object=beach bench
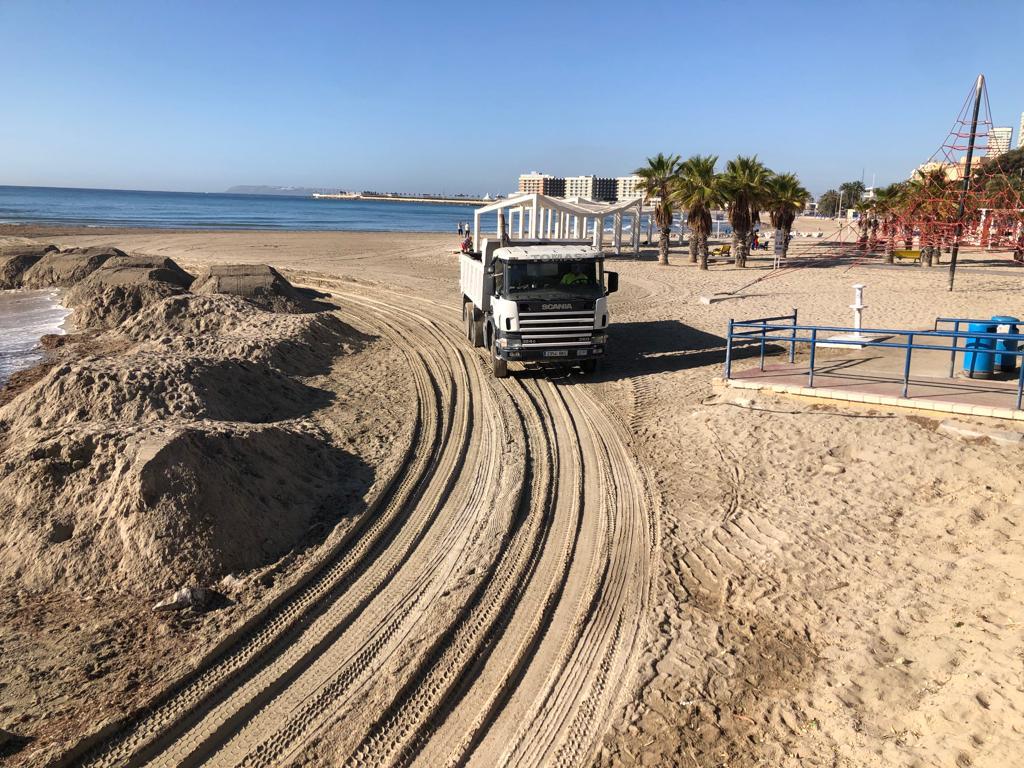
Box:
[710,244,731,258]
[893,249,921,262]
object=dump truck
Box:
[460,239,618,378]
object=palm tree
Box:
[671,155,722,269]
[871,185,897,262]
[906,167,954,266]
[721,156,771,267]
[854,199,874,250]
[765,172,809,259]
[634,153,681,265]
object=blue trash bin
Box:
[991,315,1020,373]
[963,322,997,378]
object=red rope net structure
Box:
[762,75,1024,283]
[848,75,1024,266]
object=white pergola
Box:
[472,192,643,256]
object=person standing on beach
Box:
[457,222,464,236]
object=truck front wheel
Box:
[491,337,509,379]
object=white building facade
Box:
[989,126,1012,157]
[615,175,643,201]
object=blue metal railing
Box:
[725,313,1024,409]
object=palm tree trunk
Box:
[733,229,748,268]
[781,225,792,258]
[698,232,709,270]
[658,229,670,265]
[885,228,895,264]
[688,234,698,264]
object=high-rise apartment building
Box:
[564,175,617,201]
[1018,112,1024,149]
[517,172,565,197]
[989,126,1012,157]
[615,175,643,201]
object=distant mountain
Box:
[226,185,337,196]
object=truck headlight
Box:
[592,333,607,344]
[497,337,522,349]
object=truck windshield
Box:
[505,260,598,293]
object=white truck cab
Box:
[460,239,618,378]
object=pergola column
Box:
[633,209,641,256]
[614,212,622,255]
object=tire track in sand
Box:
[62,276,655,768]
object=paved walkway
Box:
[728,345,1024,420]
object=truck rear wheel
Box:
[491,337,508,379]
[465,305,483,348]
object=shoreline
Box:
[0,288,70,394]
[0,222,463,236]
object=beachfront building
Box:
[518,172,565,197]
[1018,113,1024,149]
[615,175,643,201]
[989,126,1012,157]
[471,192,643,256]
[564,175,617,202]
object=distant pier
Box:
[312,192,491,206]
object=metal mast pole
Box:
[948,73,985,292]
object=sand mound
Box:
[0,283,370,596]
[63,255,194,329]
[2,353,330,432]
[0,422,370,592]
[123,293,366,375]
[0,244,57,289]
[191,263,305,312]
[21,246,127,288]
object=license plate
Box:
[544,350,568,358]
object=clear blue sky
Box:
[2,0,1023,196]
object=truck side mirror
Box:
[605,271,619,294]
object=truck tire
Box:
[470,309,484,348]
[491,336,509,379]
[464,304,483,348]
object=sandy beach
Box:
[1,225,1022,767]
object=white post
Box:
[517,206,524,239]
[530,197,539,238]
[473,210,480,252]
[614,212,622,255]
[851,283,866,338]
[633,207,641,256]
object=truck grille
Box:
[518,306,595,346]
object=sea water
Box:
[0,185,498,232]
[0,290,70,386]
[0,185,657,234]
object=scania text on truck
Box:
[460,240,618,378]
